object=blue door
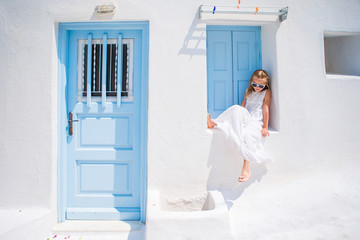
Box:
[60,23,148,221]
[207,26,261,118]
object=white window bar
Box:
[102,34,108,107]
[93,41,97,95]
[87,34,93,107]
[117,34,123,108]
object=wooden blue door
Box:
[64,26,145,220]
[207,26,261,118]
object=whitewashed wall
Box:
[0,0,360,239]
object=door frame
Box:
[57,21,149,222]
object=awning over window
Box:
[199,5,288,23]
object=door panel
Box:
[79,114,132,147]
[66,29,142,220]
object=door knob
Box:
[68,112,79,136]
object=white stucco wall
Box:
[1,0,360,239]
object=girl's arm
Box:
[240,95,247,107]
[261,90,271,137]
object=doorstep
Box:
[52,220,144,232]
[50,221,145,240]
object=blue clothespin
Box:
[213,6,216,14]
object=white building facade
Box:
[0,0,360,239]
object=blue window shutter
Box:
[207,26,261,118]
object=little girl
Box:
[207,69,272,182]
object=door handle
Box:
[68,112,79,136]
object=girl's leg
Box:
[207,113,217,128]
[238,160,251,182]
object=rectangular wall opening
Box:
[324,32,360,76]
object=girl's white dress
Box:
[213,90,272,163]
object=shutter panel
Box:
[207,31,233,118]
[232,29,261,105]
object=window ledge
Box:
[268,129,279,135]
[326,74,360,80]
[207,128,279,135]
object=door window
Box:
[77,38,134,101]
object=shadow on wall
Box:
[207,130,267,209]
[178,8,206,58]
[261,24,281,131]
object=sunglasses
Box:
[251,82,266,89]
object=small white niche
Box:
[324,32,360,77]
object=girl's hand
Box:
[261,127,269,137]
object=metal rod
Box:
[200,9,284,15]
[199,5,288,22]
[117,34,123,108]
[87,34,92,107]
[102,34,107,108]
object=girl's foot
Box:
[238,160,250,182]
[238,170,251,182]
[207,114,217,128]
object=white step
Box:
[50,220,145,240]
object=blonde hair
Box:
[245,69,271,98]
